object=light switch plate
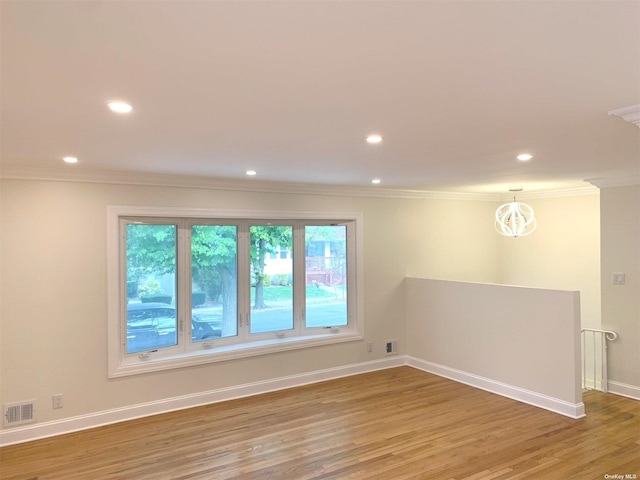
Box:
[612,272,625,285]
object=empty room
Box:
[1,1,638,479]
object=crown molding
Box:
[0,165,500,201]
[508,185,599,200]
[0,164,600,201]
[586,174,640,189]
[608,104,640,128]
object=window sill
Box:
[109,332,363,378]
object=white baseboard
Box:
[608,380,640,401]
[1,354,593,446]
[407,356,586,419]
[0,357,405,447]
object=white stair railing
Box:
[581,328,618,392]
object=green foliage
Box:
[249,285,339,303]
[140,294,172,304]
[250,225,292,308]
[191,225,237,270]
[191,225,237,302]
[250,225,292,278]
[137,277,163,296]
[125,222,298,334]
[127,281,138,298]
[126,224,177,283]
[192,291,207,307]
[305,225,346,243]
[127,222,295,312]
[270,274,291,286]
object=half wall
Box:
[405,278,583,418]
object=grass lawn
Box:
[251,285,345,303]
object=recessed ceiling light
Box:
[366,134,383,144]
[108,101,133,113]
[371,178,381,184]
[63,156,78,164]
[246,170,257,176]
[516,153,533,161]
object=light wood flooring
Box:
[1,367,639,480]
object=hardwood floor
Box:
[1,367,638,480]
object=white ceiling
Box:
[1,1,639,196]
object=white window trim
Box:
[107,205,364,378]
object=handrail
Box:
[581,328,618,341]
[580,328,618,393]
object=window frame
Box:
[107,206,364,378]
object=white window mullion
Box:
[346,221,356,330]
[293,223,305,335]
[119,218,129,356]
[237,222,251,341]
[177,220,192,351]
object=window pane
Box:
[250,225,293,334]
[305,225,348,327]
[191,225,238,340]
[126,223,177,354]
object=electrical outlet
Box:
[52,394,63,409]
[367,342,373,352]
[385,339,398,355]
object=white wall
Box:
[405,278,583,416]
[495,194,601,329]
[600,185,640,397]
[403,199,501,283]
[402,193,601,330]
[0,179,500,430]
[0,176,606,443]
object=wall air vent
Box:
[3,401,36,427]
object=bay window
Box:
[108,207,363,377]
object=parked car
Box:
[126,302,220,354]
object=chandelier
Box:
[495,191,537,237]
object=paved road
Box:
[196,301,348,333]
[127,302,347,353]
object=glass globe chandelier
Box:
[495,191,537,237]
